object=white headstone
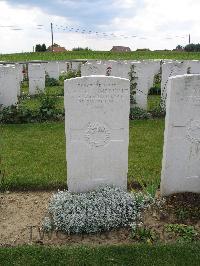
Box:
[132,60,160,110]
[161,61,187,109]
[64,75,130,193]
[71,61,81,71]
[58,61,67,73]
[45,61,59,79]
[82,60,132,79]
[161,74,200,196]
[108,60,131,79]
[28,64,45,95]
[186,60,200,74]
[0,65,18,107]
[81,61,107,76]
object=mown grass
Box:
[148,95,161,111]
[1,119,164,190]
[0,243,199,266]
[1,50,200,62]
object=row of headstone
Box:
[0,60,83,106]
[2,59,200,109]
[82,59,200,111]
[81,60,161,110]
[64,73,200,196]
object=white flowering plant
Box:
[43,186,152,235]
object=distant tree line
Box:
[35,44,47,52]
[72,47,92,51]
[176,43,200,52]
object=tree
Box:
[175,45,183,50]
[72,47,92,51]
[41,44,47,52]
[184,43,200,52]
[35,43,47,52]
[35,44,42,52]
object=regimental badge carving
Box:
[84,122,111,147]
[186,120,200,143]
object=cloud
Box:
[1,0,200,53]
[0,1,75,53]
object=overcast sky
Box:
[0,0,199,53]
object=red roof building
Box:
[47,45,67,52]
[110,46,131,52]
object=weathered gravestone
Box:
[45,61,59,79]
[108,60,131,79]
[64,75,130,193]
[71,61,81,71]
[161,74,200,196]
[81,61,107,76]
[161,61,187,109]
[132,60,160,110]
[28,64,45,95]
[58,61,67,74]
[0,65,18,106]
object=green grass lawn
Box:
[0,243,199,266]
[148,95,161,111]
[1,50,200,61]
[1,119,164,190]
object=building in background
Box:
[110,46,131,52]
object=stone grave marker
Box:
[161,61,187,109]
[108,60,131,79]
[28,63,45,95]
[58,61,67,74]
[81,61,107,76]
[45,61,59,79]
[161,74,200,196]
[71,61,81,71]
[0,65,18,106]
[64,75,130,193]
[132,60,160,110]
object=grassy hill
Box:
[1,50,200,61]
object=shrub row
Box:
[0,104,165,124]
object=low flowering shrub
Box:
[0,102,64,124]
[43,186,152,234]
[45,75,60,86]
[129,107,151,120]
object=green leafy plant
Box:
[45,75,60,86]
[129,64,138,106]
[131,223,158,243]
[43,186,151,235]
[165,224,198,242]
[150,105,165,118]
[129,107,151,120]
[0,92,64,124]
[59,70,81,86]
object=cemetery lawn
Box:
[0,243,200,266]
[1,119,164,190]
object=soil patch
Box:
[0,191,199,246]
